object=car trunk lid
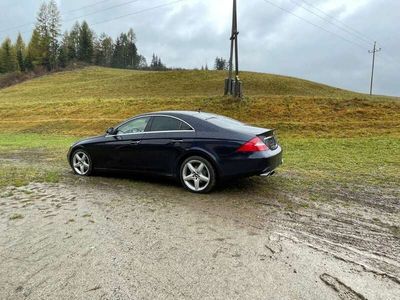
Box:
[257,130,279,151]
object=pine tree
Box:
[111,36,123,68]
[137,55,147,69]
[0,47,4,73]
[1,38,18,73]
[58,31,69,68]
[150,54,166,71]
[127,28,138,68]
[119,33,129,67]
[35,2,51,69]
[214,57,227,70]
[94,33,113,66]
[78,21,94,63]
[93,36,102,66]
[102,35,113,67]
[25,29,42,70]
[15,33,26,71]
[67,22,80,61]
[150,54,158,69]
[110,29,139,69]
[47,0,61,69]
[34,0,61,70]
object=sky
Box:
[0,0,399,96]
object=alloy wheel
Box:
[72,151,90,175]
[182,160,211,192]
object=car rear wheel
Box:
[71,150,93,176]
[180,156,216,193]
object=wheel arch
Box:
[176,149,221,179]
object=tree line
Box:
[0,0,167,75]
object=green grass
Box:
[0,134,73,187]
[0,133,76,151]
[0,67,399,204]
[0,159,62,188]
[281,137,400,185]
[0,67,361,103]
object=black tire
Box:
[180,156,216,193]
[70,149,93,176]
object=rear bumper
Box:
[257,147,283,175]
[219,146,283,178]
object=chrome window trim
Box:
[106,114,195,137]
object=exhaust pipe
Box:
[260,170,275,177]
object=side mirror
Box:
[106,127,115,135]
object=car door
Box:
[104,116,150,171]
[137,116,196,175]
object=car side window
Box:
[180,122,193,131]
[116,117,150,135]
[148,116,193,132]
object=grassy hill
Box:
[0,66,399,137]
[0,67,399,196]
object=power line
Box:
[0,0,142,37]
[0,0,114,34]
[64,0,114,14]
[293,1,400,71]
[294,0,374,44]
[63,0,142,23]
[261,0,367,50]
[1,0,183,40]
[91,0,186,26]
[289,0,372,46]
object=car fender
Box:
[176,147,222,178]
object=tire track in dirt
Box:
[320,273,366,300]
[1,179,399,299]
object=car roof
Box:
[145,111,270,137]
[128,111,269,138]
[140,111,228,121]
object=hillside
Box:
[0,67,356,102]
[0,66,399,137]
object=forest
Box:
[0,0,167,77]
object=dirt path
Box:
[0,176,399,299]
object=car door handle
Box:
[171,139,184,143]
[130,141,141,145]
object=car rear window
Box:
[148,116,193,132]
[205,116,244,128]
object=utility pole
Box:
[224,0,242,98]
[368,41,381,95]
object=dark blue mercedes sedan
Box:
[68,111,283,193]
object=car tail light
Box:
[237,137,268,153]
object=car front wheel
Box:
[180,156,216,193]
[71,149,93,176]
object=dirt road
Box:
[0,175,399,299]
